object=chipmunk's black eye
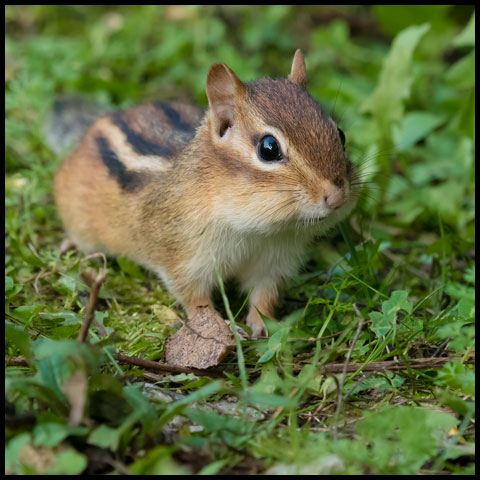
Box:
[257,135,283,162]
[337,128,346,149]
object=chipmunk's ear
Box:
[288,49,307,87]
[206,63,247,138]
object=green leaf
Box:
[252,362,285,394]
[383,291,413,314]
[52,275,78,296]
[436,389,472,416]
[393,111,445,152]
[5,322,32,361]
[369,311,390,338]
[448,87,475,138]
[88,424,123,450]
[361,23,431,139]
[435,361,475,397]
[158,381,223,426]
[445,282,474,301]
[47,449,87,475]
[30,339,100,404]
[198,459,229,475]
[258,327,289,363]
[185,408,247,433]
[184,407,256,449]
[369,290,413,338]
[10,304,45,324]
[457,297,475,320]
[355,405,457,474]
[6,377,69,414]
[5,276,14,293]
[8,237,46,267]
[5,433,32,471]
[436,322,474,354]
[5,279,22,313]
[464,266,475,285]
[346,373,404,395]
[241,391,296,409]
[258,349,275,363]
[122,384,157,428]
[129,446,190,475]
[39,311,81,325]
[33,338,96,364]
[452,12,475,47]
[33,423,89,447]
[117,256,145,279]
[446,51,475,89]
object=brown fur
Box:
[54,50,358,337]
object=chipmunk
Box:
[53,50,358,338]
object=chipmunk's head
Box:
[205,49,358,233]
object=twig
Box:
[314,355,475,374]
[33,268,45,295]
[76,253,108,343]
[113,353,225,378]
[5,354,225,378]
[7,352,475,375]
[76,269,107,343]
[80,252,108,271]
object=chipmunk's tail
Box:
[44,97,111,154]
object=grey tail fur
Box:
[44,97,112,154]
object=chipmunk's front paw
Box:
[232,324,249,340]
[246,311,269,338]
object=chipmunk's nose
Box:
[324,187,346,210]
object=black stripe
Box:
[112,112,172,157]
[154,101,194,132]
[95,135,147,192]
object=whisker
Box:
[256,197,297,219]
[235,188,303,197]
[261,201,298,223]
[350,181,382,187]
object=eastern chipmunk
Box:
[53,50,358,337]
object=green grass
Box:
[5,5,475,475]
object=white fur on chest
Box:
[185,222,315,293]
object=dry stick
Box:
[6,354,474,377]
[315,355,475,374]
[33,268,45,295]
[108,353,226,378]
[76,253,108,343]
[76,270,106,343]
[333,305,365,440]
[5,354,225,378]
